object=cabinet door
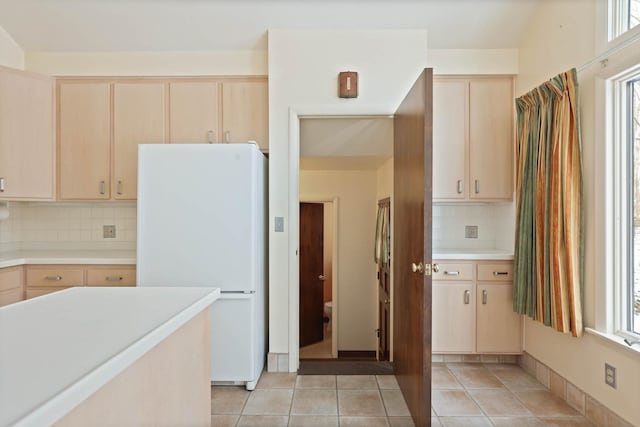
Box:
[169,82,219,144]
[221,80,268,151]
[469,78,513,200]
[432,282,474,353]
[114,83,166,200]
[59,82,111,200]
[476,282,522,353]
[0,266,23,306]
[432,79,467,200]
[0,68,54,200]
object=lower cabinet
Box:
[432,260,522,354]
[0,266,24,307]
[25,264,136,299]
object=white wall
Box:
[0,25,24,69]
[268,29,428,368]
[300,169,378,351]
[517,1,640,425]
[428,49,518,75]
[25,50,266,76]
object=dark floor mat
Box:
[298,360,395,375]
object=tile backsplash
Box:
[432,202,515,251]
[0,202,137,252]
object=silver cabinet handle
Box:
[482,289,488,305]
[116,180,123,195]
[493,271,509,276]
[464,290,470,304]
[45,275,62,281]
[475,179,480,194]
[444,271,460,276]
[0,177,4,192]
[225,130,231,143]
[457,179,463,194]
[99,180,105,195]
[105,276,123,281]
[207,130,215,144]
[318,275,325,281]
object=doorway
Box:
[299,201,336,359]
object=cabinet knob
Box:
[482,289,488,305]
[99,180,105,195]
[45,275,63,281]
[105,276,123,282]
[475,179,480,194]
[0,177,4,192]
[117,180,123,195]
[457,180,463,194]
[464,290,470,304]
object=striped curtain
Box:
[513,69,584,337]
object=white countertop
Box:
[432,248,514,260]
[0,250,136,268]
[0,286,220,427]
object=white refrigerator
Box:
[136,143,267,390]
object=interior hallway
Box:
[211,362,598,426]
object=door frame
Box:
[299,197,339,359]
[288,108,393,371]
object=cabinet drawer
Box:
[477,263,513,281]
[0,288,23,307]
[87,267,136,286]
[0,266,23,292]
[26,287,70,299]
[433,262,473,281]
[26,268,84,287]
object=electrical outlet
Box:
[103,225,116,239]
[465,225,478,239]
[605,363,617,389]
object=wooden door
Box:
[58,82,111,200]
[169,82,219,143]
[469,78,513,200]
[113,83,166,200]
[0,68,54,200]
[299,202,325,348]
[432,282,474,353]
[393,68,432,427]
[432,78,468,200]
[221,80,269,151]
[378,199,391,361]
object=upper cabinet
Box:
[433,76,514,202]
[0,67,55,200]
[58,82,111,200]
[169,79,268,151]
[221,80,268,150]
[169,81,219,144]
[113,83,166,200]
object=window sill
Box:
[585,327,640,356]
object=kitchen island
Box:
[0,286,219,427]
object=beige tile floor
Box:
[211,363,597,427]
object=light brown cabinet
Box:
[25,264,136,298]
[113,83,167,200]
[433,77,514,201]
[169,79,268,151]
[58,82,111,200]
[58,81,167,201]
[0,266,24,307]
[432,260,522,354]
[0,66,55,200]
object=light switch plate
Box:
[275,217,284,233]
[465,225,478,239]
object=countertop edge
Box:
[13,287,220,427]
[0,256,136,269]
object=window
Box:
[614,68,640,339]
[611,0,640,39]
[630,77,640,335]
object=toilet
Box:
[323,301,332,335]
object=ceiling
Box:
[0,0,541,52]
[300,116,392,171]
